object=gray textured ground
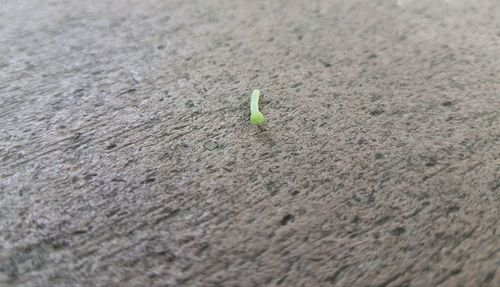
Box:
[1,0,499,286]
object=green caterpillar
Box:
[249,89,265,125]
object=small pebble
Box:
[203,140,218,151]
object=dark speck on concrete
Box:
[441,100,453,107]
[390,227,406,236]
[370,109,385,116]
[185,100,194,107]
[280,214,295,226]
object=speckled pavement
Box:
[1,0,499,286]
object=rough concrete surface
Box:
[0,0,499,286]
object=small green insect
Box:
[249,89,265,125]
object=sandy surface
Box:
[1,0,499,286]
